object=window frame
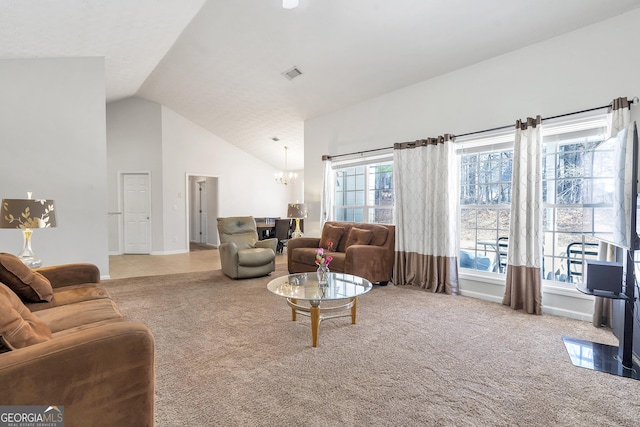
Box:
[331,153,394,225]
[456,113,610,286]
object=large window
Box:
[459,115,611,284]
[334,157,394,224]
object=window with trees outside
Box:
[458,115,611,285]
[333,156,394,224]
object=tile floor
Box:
[108,248,287,279]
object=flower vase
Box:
[316,265,329,285]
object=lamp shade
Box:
[287,203,308,219]
[1,199,57,229]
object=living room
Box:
[2,2,640,425]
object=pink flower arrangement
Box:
[315,247,333,268]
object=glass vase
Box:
[316,265,329,285]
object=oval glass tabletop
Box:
[267,272,372,301]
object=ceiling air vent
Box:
[282,66,302,80]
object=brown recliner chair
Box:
[217,216,277,279]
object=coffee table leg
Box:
[290,298,297,321]
[351,297,357,324]
[310,304,320,347]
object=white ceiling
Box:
[2,0,640,170]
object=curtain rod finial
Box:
[632,96,639,105]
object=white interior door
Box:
[123,173,151,254]
[198,180,207,244]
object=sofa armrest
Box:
[287,237,320,251]
[345,245,394,284]
[0,321,154,427]
[219,242,239,278]
[255,238,277,253]
[287,237,321,272]
[35,263,101,288]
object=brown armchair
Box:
[287,221,395,285]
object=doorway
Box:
[187,175,219,250]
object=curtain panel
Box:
[594,97,632,327]
[320,156,335,228]
[393,135,459,294]
[502,116,543,314]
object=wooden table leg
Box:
[290,298,297,321]
[351,297,357,324]
[310,305,320,347]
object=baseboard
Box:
[150,249,189,255]
[542,306,593,322]
[458,289,503,304]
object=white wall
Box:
[106,97,164,254]
[160,105,290,253]
[304,9,640,319]
[0,58,109,274]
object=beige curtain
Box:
[393,135,459,294]
[502,116,543,314]
[593,97,631,327]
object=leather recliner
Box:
[217,216,277,279]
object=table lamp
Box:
[287,203,308,238]
[1,193,57,268]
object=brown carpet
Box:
[103,266,640,426]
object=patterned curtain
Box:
[594,97,631,327]
[393,135,459,294]
[502,116,543,314]
[320,156,335,228]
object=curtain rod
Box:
[323,96,638,161]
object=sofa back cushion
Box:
[325,222,389,252]
[343,227,373,250]
[0,253,53,302]
[319,224,345,250]
[0,283,52,352]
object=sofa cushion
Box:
[344,227,373,250]
[238,248,274,267]
[34,299,124,334]
[367,224,389,247]
[0,283,52,352]
[291,248,346,272]
[26,283,111,312]
[319,224,345,251]
[0,253,53,302]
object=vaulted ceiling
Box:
[2,0,640,170]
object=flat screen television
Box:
[583,121,639,250]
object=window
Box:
[334,156,394,224]
[459,115,610,284]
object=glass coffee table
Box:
[267,272,372,347]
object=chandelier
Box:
[275,146,297,185]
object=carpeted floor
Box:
[103,266,640,426]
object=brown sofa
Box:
[0,254,155,427]
[287,221,395,284]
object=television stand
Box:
[562,284,640,381]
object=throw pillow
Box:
[0,253,54,302]
[319,224,345,251]
[0,283,52,353]
[344,227,373,250]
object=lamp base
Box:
[291,218,303,238]
[17,228,42,269]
